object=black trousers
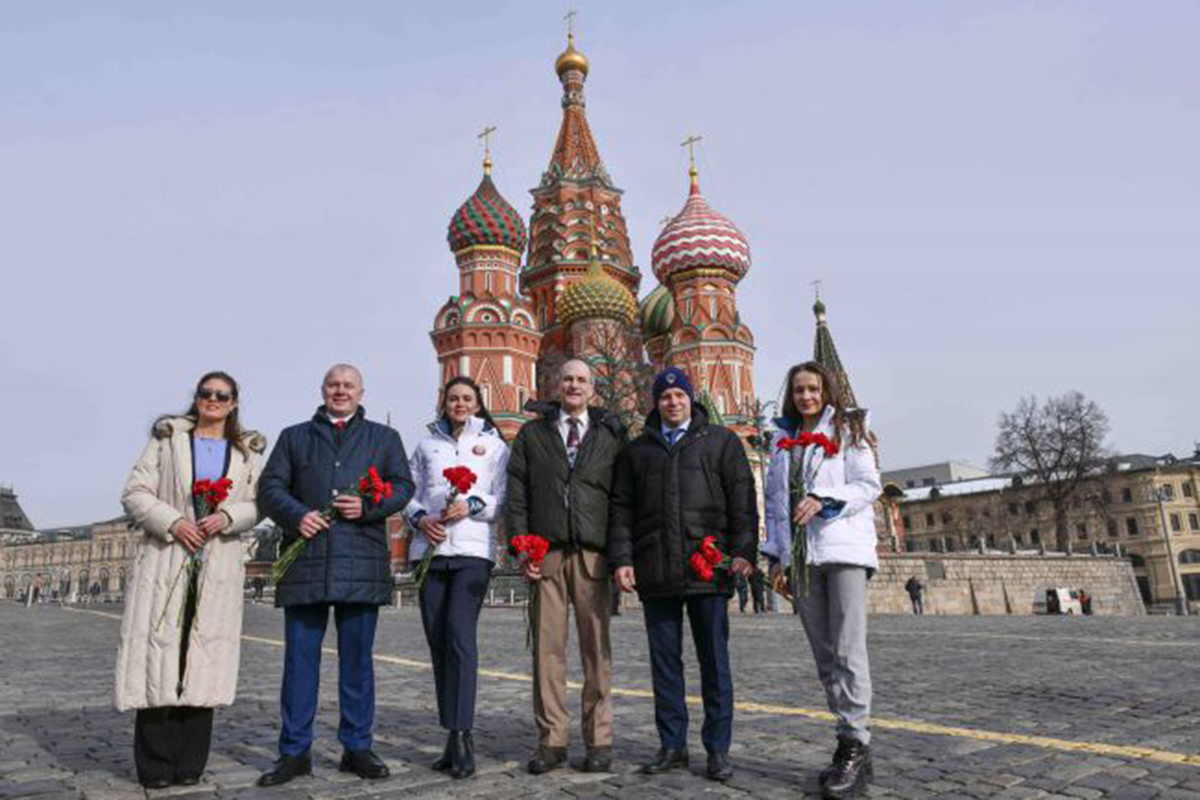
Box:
[133,565,212,784]
[418,556,491,731]
[134,706,214,783]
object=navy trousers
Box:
[419,556,491,731]
[642,594,734,754]
[279,603,379,757]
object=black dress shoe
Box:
[640,747,688,775]
[257,752,312,787]
[432,731,454,772]
[339,749,390,780]
[450,730,475,779]
[580,746,612,773]
[526,746,567,775]
[822,737,872,799]
[139,778,171,790]
[706,751,734,782]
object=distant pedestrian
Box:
[750,570,766,614]
[610,367,758,783]
[763,361,881,798]
[905,576,924,615]
[405,376,509,779]
[1079,589,1093,615]
[115,371,266,789]
[257,364,415,787]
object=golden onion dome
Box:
[558,256,637,328]
[555,33,589,78]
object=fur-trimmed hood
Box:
[152,415,266,454]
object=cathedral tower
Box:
[523,31,641,395]
[431,146,541,440]
[812,294,860,410]
[651,159,756,430]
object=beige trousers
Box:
[532,548,613,749]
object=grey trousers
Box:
[797,564,872,745]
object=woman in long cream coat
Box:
[114,370,265,788]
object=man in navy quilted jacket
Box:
[257,364,414,786]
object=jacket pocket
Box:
[632,534,664,589]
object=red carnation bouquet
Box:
[688,535,734,582]
[411,466,479,589]
[155,477,234,631]
[776,430,839,598]
[775,431,839,457]
[512,534,551,649]
[271,466,393,584]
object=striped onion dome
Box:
[638,283,675,339]
[651,170,750,284]
[447,174,527,254]
[557,253,638,328]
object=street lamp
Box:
[1153,480,1190,615]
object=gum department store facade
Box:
[1,34,1172,614]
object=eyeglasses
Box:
[196,388,233,403]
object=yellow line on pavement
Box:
[67,606,1200,767]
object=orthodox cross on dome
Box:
[810,278,823,302]
[681,134,703,186]
[564,8,578,37]
[478,125,497,176]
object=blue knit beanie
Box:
[652,367,695,405]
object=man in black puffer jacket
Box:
[609,367,757,783]
[506,359,626,775]
[257,365,414,787]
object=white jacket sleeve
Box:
[761,450,791,565]
[403,444,430,524]
[469,440,509,523]
[811,440,881,516]
[121,438,183,542]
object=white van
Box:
[1034,587,1084,615]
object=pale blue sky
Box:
[2,2,1197,526]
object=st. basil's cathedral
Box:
[431,31,768,446]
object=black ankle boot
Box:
[432,731,454,772]
[821,736,872,798]
[450,730,475,779]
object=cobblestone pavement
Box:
[4,601,1200,799]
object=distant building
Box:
[883,461,991,491]
[0,486,36,544]
[896,450,1200,612]
[0,516,137,602]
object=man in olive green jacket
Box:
[506,359,625,775]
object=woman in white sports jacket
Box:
[405,376,509,780]
[762,361,881,799]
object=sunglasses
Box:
[196,388,233,403]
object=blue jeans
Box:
[642,594,733,753]
[279,603,379,756]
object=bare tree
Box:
[581,321,655,435]
[990,392,1111,552]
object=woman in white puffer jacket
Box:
[404,376,508,780]
[762,361,881,799]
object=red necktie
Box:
[334,420,346,431]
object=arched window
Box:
[1129,554,1147,568]
[1179,550,1200,565]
